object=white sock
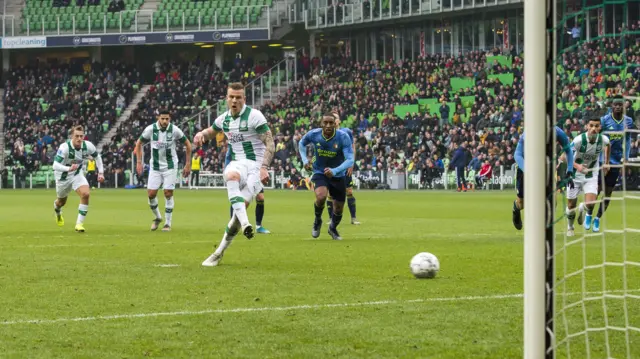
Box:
[165,197,174,226]
[215,214,240,255]
[54,200,62,213]
[148,197,161,219]
[77,204,88,225]
[227,180,249,227]
[566,207,576,227]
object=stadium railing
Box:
[304,0,522,29]
[5,5,281,36]
[217,47,303,112]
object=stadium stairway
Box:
[136,0,160,31]
[5,0,25,35]
[97,84,151,152]
[0,89,5,171]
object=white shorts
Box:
[566,176,598,199]
[224,159,263,203]
[147,169,177,190]
[56,175,89,199]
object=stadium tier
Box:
[19,0,273,34]
[21,0,145,32]
[3,62,140,186]
[153,0,271,28]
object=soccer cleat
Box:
[576,204,584,226]
[161,224,171,232]
[74,224,85,232]
[584,214,592,230]
[567,226,575,237]
[256,226,271,234]
[55,213,64,227]
[592,218,600,233]
[328,226,342,241]
[512,208,523,231]
[202,252,223,267]
[150,218,162,231]
[242,224,254,239]
[351,218,361,225]
[312,218,322,238]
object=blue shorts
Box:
[312,174,347,202]
[345,175,354,189]
[516,168,524,199]
[598,167,620,192]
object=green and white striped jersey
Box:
[53,140,102,181]
[572,132,610,180]
[139,122,187,171]
[212,105,269,164]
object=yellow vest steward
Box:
[87,159,96,171]
[192,157,201,171]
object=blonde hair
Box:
[69,125,84,137]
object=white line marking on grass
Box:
[302,232,496,241]
[3,289,638,326]
[4,240,213,249]
[154,264,181,268]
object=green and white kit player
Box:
[135,110,192,232]
[566,117,610,237]
[53,125,105,232]
[194,82,275,267]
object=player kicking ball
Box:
[326,113,360,225]
[512,126,575,230]
[567,118,610,237]
[53,125,105,232]
[298,113,355,240]
[134,110,192,232]
[196,83,275,267]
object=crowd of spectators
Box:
[3,23,639,190]
[2,60,139,185]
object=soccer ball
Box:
[410,252,440,279]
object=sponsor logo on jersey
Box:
[228,132,245,144]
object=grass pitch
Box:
[0,189,638,358]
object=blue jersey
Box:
[601,113,634,164]
[514,126,574,174]
[298,128,354,178]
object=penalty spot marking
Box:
[2,289,637,326]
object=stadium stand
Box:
[2,60,141,187]
[22,0,144,33]
[3,31,638,189]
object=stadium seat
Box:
[21,0,144,33]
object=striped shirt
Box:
[212,105,269,164]
[54,140,101,181]
[572,132,609,180]
[139,122,187,171]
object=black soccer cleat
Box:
[512,208,523,231]
[328,225,342,241]
[312,218,322,238]
[243,224,254,240]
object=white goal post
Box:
[188,170,276,190]
[523,0,549,358]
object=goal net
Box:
[529,0,640,358]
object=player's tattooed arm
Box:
[258,129,275,168]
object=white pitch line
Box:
[4,240,214,249]
[3,289,639,326]
[0,293,522,326]
[154,264,181,268]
